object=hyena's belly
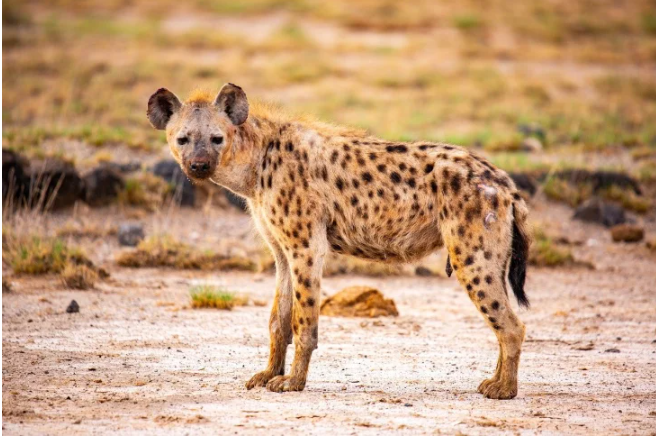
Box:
[327,218,444,263]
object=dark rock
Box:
[509,172,538,196]
[82,166,124,207]
[66,300,80,313]
[2,149,30,207]
[554,169,642,195]
[103,161,142,174]
[118,222,145,247]
[28,158,85,210]
[223,189,248,212]
[605,348,620,353]
[573,198,626,227]
[151,160,195,207]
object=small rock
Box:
[605,348,620,353]
[573,198,626,227]
[118,222,145,247]
[414,266,434,277]
[520,137,543,153]
[320,286,399,318]
[66,300,80,313]
[82,166,124,207]
[610,224,644,243]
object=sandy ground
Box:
[3,199,656,435]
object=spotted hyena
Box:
[147,84,531,399]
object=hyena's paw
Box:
[245,370,276,390]
[265,375,306,393]
[478,378,517,400]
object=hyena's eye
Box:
[177,136,189,145]
[211,135,224,145]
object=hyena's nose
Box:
[190,161,210,172]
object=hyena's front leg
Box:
[246,248,293,389]
[266,224,327,393]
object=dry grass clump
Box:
[189,285,248,310]
[543,175,651,213]
[117,172,170,211]
[528,226,575,267]
[60,263,98,289]
[542,176,593,207]
[599,186,652,214]
[3,227,107,289]
[3,230,92,275]
[116,235,257,271]
[56,221,117,239]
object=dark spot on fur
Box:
[473,276,480,285]
[431,181,438,193]
[477,291,485,300]
[386,145,408,153]
[335,177,345,191]
[491,300,500,310]
[424,164,434,173]
[390,172,401,184]
[307,298,315,307]
[481,306,488,314]
[351,195,359,206]
[489,317,497,323]
[485,275,493,284]
[406,178,416,188]
[464,255,475,266]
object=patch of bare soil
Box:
[3,198,656,435]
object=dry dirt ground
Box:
[3,199,656,435]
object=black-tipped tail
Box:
[509,203,530,308]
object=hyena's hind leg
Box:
[444,204,529,399]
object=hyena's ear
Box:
[147,88,182,130]
[214,83,249,126]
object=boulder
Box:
[82,166,124,207]
[29,158,84,210]
[509,172,538,197]
[117,222,145,247]
[320,286,399,318]
[2,149,30,207]
[151,160,195,207]
[554,170,642,195]
[573,198,626,227]
[610,224,644,243]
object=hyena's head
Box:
[147,83,249,181]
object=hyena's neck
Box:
[212,116,305,200]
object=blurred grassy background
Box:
[3,0,656,170]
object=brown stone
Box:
[610,224,644,243]
[320,286,399,318]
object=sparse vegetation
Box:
[3,230,92,275]
[60,263,98,289]
[116,235,257,271]
[189,285,248,310]
[529,226,575,267]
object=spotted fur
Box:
[147,84,531,399]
